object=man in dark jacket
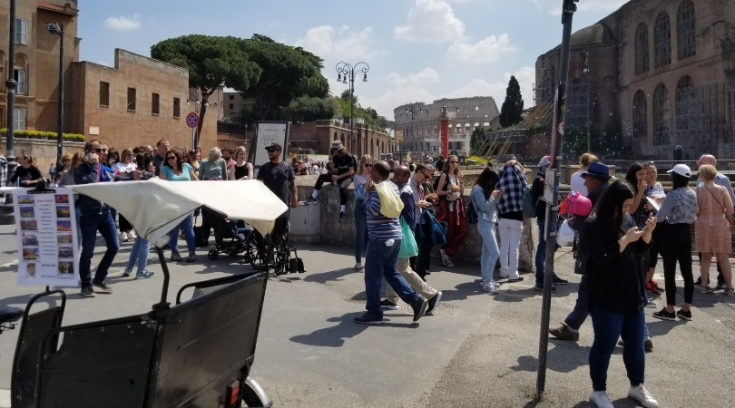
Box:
[74,139,118,297]
[306,140,356,221]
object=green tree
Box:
[240,34,329,120]
[150,35,261,146]
[281,96,337,122]
[499,76,524,128]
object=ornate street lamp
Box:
[336,61,369,153]
[5,0,18,181]
[47,22,64,170]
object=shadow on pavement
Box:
[289,313,419,347]
[303,267,354,284]
[505,342,590,376]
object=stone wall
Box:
[293,175,535,273]
[0,137,85,178]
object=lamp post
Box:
[5,0,18,182]
[47,22,64,169]
[336,61,369,154]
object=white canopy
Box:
[69,179,288,246]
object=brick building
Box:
[536,0,735,160]
[395,96,499,158]
[0,0,79,134]
[288,119,396,158]
[1,0,219,164]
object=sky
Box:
[77,0,629,121]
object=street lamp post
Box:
[336,61,369,154]
[47,22,64,169]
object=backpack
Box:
[522,185,536,218]
[466,201,478,224]
[418,209,447,246]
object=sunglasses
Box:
[94,148,107,153]
[167,156,177,160]
[62,159,71,162]
[364,163,373,167]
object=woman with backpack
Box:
[435,155,468,267]
[471,168,502,294]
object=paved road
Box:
[0,223,734,407]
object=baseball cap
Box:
[667,163,691,178]
[265,142,282,151]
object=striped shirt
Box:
[656,187,697,224]
[366,180,402,241]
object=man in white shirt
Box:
[569,152,599,197]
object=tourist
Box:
[695,164,733,295]
[353,155,373,271]
[354,160,428,325]
[256,143,297,243]
[159,148,199,263]
[10,153,43,187]
[307,140,356,221]
[113,148,138,242]
[435,154,467,267]
[227,146,253,180]
[121,151,155,279]
[495,159,528,282]
[583,180,659,408]
[652,164,697,321]
[471,168,502,294]
[411,164,438,280]
[570,153,599,197]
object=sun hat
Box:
[538,155,551,169]
[580,161,611,181]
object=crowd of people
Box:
[4,137,735,408]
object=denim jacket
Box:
[471,185,497,224]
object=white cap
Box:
[667,163,691,178]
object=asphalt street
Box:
[0,223,734,407]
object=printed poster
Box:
[13,188,79,287]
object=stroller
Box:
[206,208,257,262]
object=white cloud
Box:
[394,0,465,43]
[445,65,536,111]
[105,15,141,31]
[387,68,440,87]
[447,33,517,64]
[528,0,628,16]
[298,25,378,60]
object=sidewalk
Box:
[0,224,734,407]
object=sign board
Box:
[252,122,290,174]
[13,188,79,287]
[186,112,199,128]
[543,169,556,205]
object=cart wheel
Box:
[208,249,218,260]
[241,377,272,407]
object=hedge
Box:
[0,129,85,142]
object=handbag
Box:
[466,201,478,224]
[398,217,418,258]
[556,219,575,247]
[375,181,404,218]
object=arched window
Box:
[654,13,671,68]
[635,23,649,74]
[677,0,696,60]
[675,76,693,132]
[653,84,669,145]
[633,91,648,138]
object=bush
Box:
[0,129,85,141]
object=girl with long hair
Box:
[582,180,659,408]
[435,154,467,267]
[159,148,199,262]
[471,168,502,293]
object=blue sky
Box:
[78,0,628,120]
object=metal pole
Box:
[56,24,64,168]
[536,0,578,400]
[349,69,355,147]
[5,0,17,180]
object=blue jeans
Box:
[564,273,589,330]
[364,238,420,318]
[354,200,368,264]
[478,220,499,283]
[79,211,119,286]
[126,235,150,274]
[168,213,196,253]
[589,306,646,391]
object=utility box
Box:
[289,203,321,244]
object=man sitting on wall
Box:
[307,140,356,221]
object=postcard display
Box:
[13,188,79,286]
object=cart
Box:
[4,179,288,407]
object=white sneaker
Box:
[128,230,137,239]
[628,384,659,408]
[119,232,129,242]
[589,391,614,408]
[482,282,499,294]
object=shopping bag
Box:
[556,219,575,247]
[398,217,418,258]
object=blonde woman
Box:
[435,155,468,267]
[228,146,253,180]
[695,164,734,295]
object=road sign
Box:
[186,112,199,128]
